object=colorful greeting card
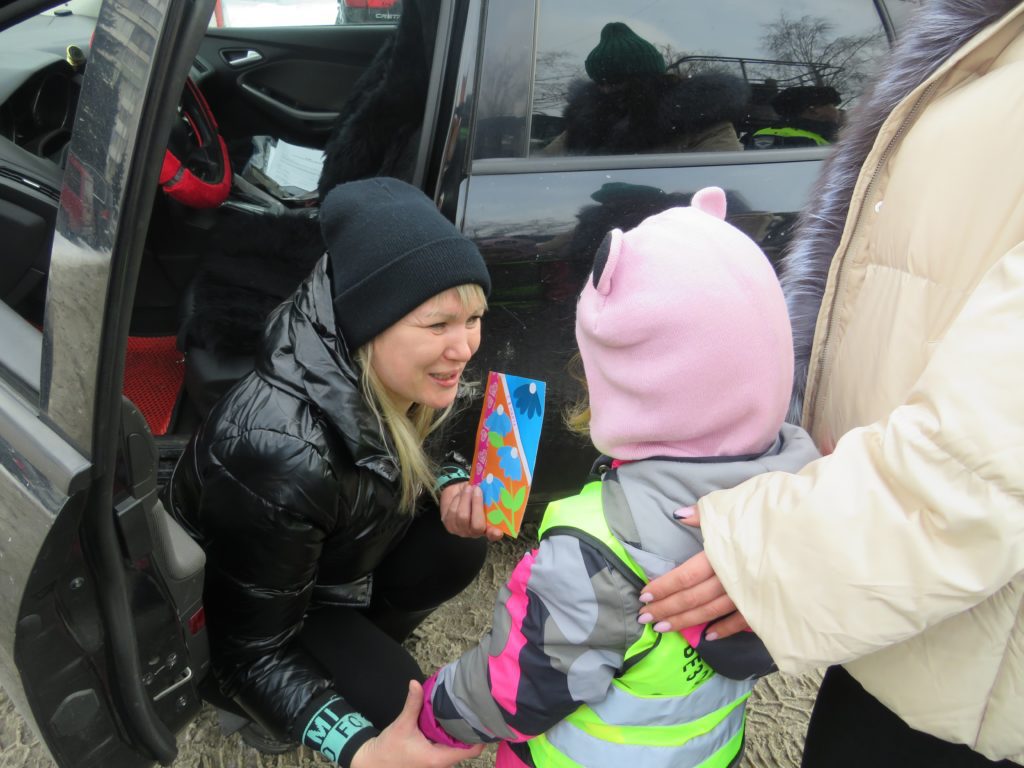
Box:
[470,372,546,538]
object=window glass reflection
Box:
[531,0,889,156]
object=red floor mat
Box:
[123,336,185,436]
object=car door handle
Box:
[239,82,339,125]
[222,49,263,67]
[152,666,194,702]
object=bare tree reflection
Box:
[533,51,580,115]
[761,12,884,98]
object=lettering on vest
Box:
[682,643,712,686]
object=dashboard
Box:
[0,10,95,313]
[0,10,95,163]
[0,59,82,162]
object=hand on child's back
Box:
[639,506,751,640]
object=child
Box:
[417,187,820,767]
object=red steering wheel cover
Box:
[160,79,231,208]
[159,135,231,208]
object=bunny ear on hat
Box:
[591,229,624,296]
[691,187,727,220]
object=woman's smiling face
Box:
[370,287,485,412]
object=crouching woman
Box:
[166,178,496,768]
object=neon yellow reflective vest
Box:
[751,126,830,146]
[524,481,751,768]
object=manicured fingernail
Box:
[637,613,653,624]
[653,621,671,633]
[705,632,719,641]
[638,592,653,603]
[673,506,694,519]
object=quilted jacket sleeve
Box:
[199,429,364,741]
[419,535,644,744]
[699,242,1024,672]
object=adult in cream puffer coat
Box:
[652,0,1024,765]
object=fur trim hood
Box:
[562,72,749,155]
[317,0,429,196]
[780,0,1021,421]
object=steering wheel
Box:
[158,78,231,208]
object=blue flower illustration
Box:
[485,405,512,435]
[481,473,504,506]
[513,383,542,419]
[497,445,523,481]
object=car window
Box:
[0,5,96,400]
[471,1,537,160]
[886,0,924,35]
[475,0,890,160]
[212,0,402,28]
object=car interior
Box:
[0,1,442,476]
[0,6,446,742]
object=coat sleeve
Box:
[199,429,369,743]
[418,535,644,745]
[699,241,1024,672]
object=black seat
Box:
[177,208,322,416]
[179,306,265,416]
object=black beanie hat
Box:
[320,177,491,350]
[585,22,666,83]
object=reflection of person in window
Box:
[749,86,842,149]
[540,22,749,156]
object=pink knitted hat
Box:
[575,187,793,460]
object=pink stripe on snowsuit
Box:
[487,549,538,722]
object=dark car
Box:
[0,0,905,765]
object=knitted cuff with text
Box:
[298,693,378,767]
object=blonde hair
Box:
[355,283,488,513]
[563,351,592,438]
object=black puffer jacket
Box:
[167,255,412,737]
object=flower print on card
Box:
[470,372,546,537]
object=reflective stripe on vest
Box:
[529,482,750,768]
[751,126,830,145]
[530,705,746,768]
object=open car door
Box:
[0,0,216,765]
